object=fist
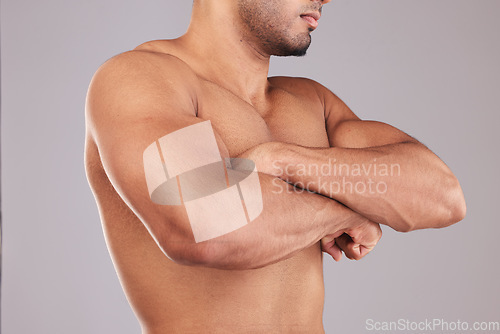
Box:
[321,220,382,262]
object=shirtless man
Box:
[84,0,466,333]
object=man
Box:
[85,0,466,332]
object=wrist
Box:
[322,199,359,236]
[266,141,299,178]
[253,141,287,176]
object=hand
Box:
[321,218,382,262]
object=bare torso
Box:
[85,40,331,333]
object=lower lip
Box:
[301,15,319,29]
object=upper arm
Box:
[85,51,226,264]
[319,83,418,148]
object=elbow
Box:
[428,176,467,230]
[395,222,414,233]
[440,176,467,227]
[159,237,249,270]
[158,238,213,267]
[403,177,466,232]
[152,216,229,268]
[451,183,467,223]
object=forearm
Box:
[261,141,466,232]
[169,173,361,270]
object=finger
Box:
[329,243,343,262]
[358,245,372,258]
[334,234,352,258]
[321,235,334,250]
[335,234,363,260]
[321,237,343,262]
[321,230,345,252]
[350,222,383,246]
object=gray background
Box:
[1,0,499,333]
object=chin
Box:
[262,30,312,57]
[282,38,312,57]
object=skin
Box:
[84,0,466,332]
[237,0,318,56]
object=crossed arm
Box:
[232,83,466,263]
[242,83,466,234]
[244,125,466,233]
[86,52,465,270]
[85,52,381,270]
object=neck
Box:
[177,1,271,104]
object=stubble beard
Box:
[237,0,312,57]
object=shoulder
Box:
[268,76,354,120]
[88,49,199,101]
[268,76,325,99]
[86,49,200,130]
[84,47,198,136]
[267,76,344,106]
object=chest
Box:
[196,82,330,156]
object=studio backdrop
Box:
[1,1,499,333]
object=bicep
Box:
[322,86,417,148]
[86,52,227,262]
[328,120,417,148]
[95,115,226,263]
